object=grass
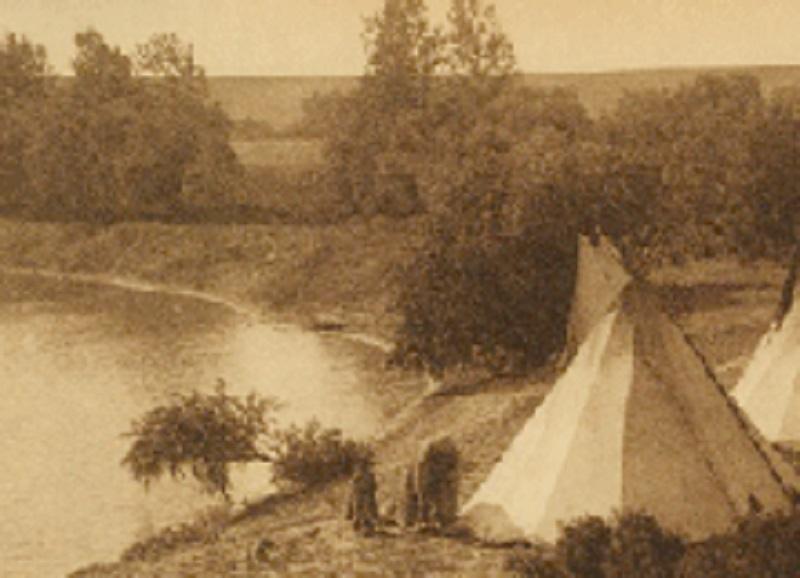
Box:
[0,216,427,341]
[652,258,786,386]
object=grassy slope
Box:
[0,217,426,340]
[5,218,787,576]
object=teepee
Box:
[564,234,631,358]
[732,285,800,443]
[461,237,798,543]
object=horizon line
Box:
[204,62,800,78]
[45,62,800,79]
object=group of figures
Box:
[346,437,460,536]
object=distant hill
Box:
[208,76,358,132]
[209,66,800,131]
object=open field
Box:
[208,66,800,130]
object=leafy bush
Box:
[509,510,800,578]
[677,510,800,578]
[124,380,372,501]
[272,419,372,490]
[508,513,684,578]
[605,513,684,578]
[556,516,612,578]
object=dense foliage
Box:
[507,510,800,578]
[392,223,577,374]
[311,0,800,375]
[271,420,373,490]
[0,33,50,205]
[677,510,800,578]
[123,382,371,498]
[0,30,241,221]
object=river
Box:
[0,272,381,577]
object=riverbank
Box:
[0,217,434,428]
[0,217,426,344]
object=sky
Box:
[3,0,800,76]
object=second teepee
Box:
[732,282,800,443]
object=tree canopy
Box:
[1,29,241,221]
[313,0,800,375]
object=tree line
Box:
[0,30,241,222]
[305,0,800,375]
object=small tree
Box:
[392,224,577,375]
[122,382,280,499]
[133,33,243,210]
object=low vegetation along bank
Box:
[0,217,426,341]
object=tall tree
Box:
[322,0,441,216]
[23,30,241,220]
[0,33,50,207]
[391,2,589,374]
[416,0,518,235]
[24,30,137,218]
[131,33,241,209]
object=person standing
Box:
[348,458,379,535]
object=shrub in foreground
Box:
[605,513,684,578]
[677,510,800,578]
[272,419,373,490]
[556,516,611,578]
[509,512,684,578]
[122,383,279,498]
[509,509,800,578]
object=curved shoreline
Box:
[0,265,394,353]
[0,265,260,317]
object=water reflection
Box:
[0,273,379,577]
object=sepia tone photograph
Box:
[1,1,800,576]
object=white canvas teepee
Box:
[733,288,800,443]
[461,238,798,543]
